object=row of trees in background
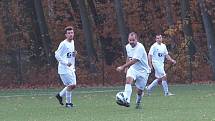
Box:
[0,0,215,88]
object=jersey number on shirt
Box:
[158,53,163,57]
[67,52,72,58]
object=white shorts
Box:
[59,71,76,86]
[126,68,149,90]
[153,62,166,78]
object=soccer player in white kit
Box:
[146,34,176,96]
[116,32,150,108]
[55,26,77,108]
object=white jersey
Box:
[148,42,168,64]
[126,42,150,73]
[55,39,75,74]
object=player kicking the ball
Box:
[116,32,151,108]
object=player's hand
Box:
[171,59,176,65]
[150,66,153,71]
[124,67,128,74]
[116,66,124,72]
[148,68,152,74]
[67,62,72,67]
[72,50,77,57]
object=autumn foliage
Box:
[0,0,214,88]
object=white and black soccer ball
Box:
[116,92,126,105]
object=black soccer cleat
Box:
[65,103,73,108]
[55,93,64,105]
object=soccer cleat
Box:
[123,101,130,107]
[55,94,64,105]
[122,99,130,107]
[65,103,73,108]
[165,92,175,96]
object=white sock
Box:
[124,84,132,103]
[66,91,72,103]
[162,80,169,94]
[59,87,68,97]
[147,79,158,91]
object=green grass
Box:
[0,85,215,121]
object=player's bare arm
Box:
[148,54,153,70]
[73,50,77,57]
[124,57,130,73]
[166,54,176,64]
[116,59,139,72]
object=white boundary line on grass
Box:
[2,84,203,98]
[0,89,120,98]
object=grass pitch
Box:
[0,84,215,121]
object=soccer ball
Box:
[116,92,126,105]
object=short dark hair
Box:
[64,26,74,34]
[129,32,137,38]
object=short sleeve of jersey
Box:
[125,44,131,57]
[148,44,154,56]
[132,45,144,61]
[71,40,75,52]
[163,44,168,55]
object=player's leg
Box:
[66,85,76,107]
[153,63,173,96]
[65,72,77,108]
[135,89,143,109]
[122,68,136,107]
[59,87,68,97]
[161,76,168,96]
[161,76,175,96]
[56,74,68,105]
[123,77,133,107]
[135,73,148,109]
[159,67,174,96]
[56,86,67,105]
[146,63,163,95]
[146,78,159,95]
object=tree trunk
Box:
[180,0,196,82]
[165,0,177,50]
[87,0,98,25]
[165,0,174,26]
[114,0,127,57]
[33,0,53,65]
[70,0,79,13]
[1,0,23,82]
[198,0,215,80]
[76,0,97,72]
